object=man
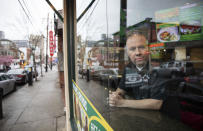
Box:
[109,33,163,110]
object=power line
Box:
[77,0,96,22]
[77,9,91,33]
[17,0,33,26]
[21,0,33,18]
[77,3,93,31]
[78,0,100,30]
[17,0,41,34]
[78,0,100,34]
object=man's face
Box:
[126,34,149,67]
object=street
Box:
[77,75,116,115]
[0,66,66,131]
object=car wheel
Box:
[13,84,17,91]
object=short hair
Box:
[126,30,148,41]
[124,31,150,66]
[125,30,148,51]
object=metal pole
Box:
[46,13,49,72]
[40,54,43,76]
[51,56,52,70]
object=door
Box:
[0,75,9,95]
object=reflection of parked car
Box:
[152,61,195,78]
[7,69,28,84]
[89,66,104,79]
[98,69,122,88]
[91,70,103,80]
[0,73,16,96]
[78,65,87,76]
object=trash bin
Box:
[28,67,33,86]
[0,88,3,119]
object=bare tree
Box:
[29,34,42,81]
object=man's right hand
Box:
[109,91,124,107]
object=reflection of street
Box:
[78,75,112,114]
[77,75,192,131]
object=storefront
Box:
[62,0,203,130]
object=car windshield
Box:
[7,69,24,74]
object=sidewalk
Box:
[0,68,66,131]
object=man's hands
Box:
[109,91,124,107]
[108,88,163,110]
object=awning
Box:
[0,56,13,65]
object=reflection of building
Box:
[87,46,123,68]
[112,17,203,70]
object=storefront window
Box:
[75,0,203,130]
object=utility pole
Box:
[118,0,126,70]
[50,19,53,70]
[46,13,49,72]
[40,53,43,77]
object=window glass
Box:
[1,75,7,80]
[76,0,203,130]
[3,75,9,80]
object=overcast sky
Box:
[0,0,63,40]
[0,0,120,41]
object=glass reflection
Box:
[76,0,203,130]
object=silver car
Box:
[0,73,16,96]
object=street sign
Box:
[49,30,54,56]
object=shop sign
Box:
[179,2,203,41]
[49,30,54,56]
[72,81,113,131]
[155,7,179,23]
[155,2,203,42]
[156,23,180,42]
[149,43,165,50]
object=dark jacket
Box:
[118,62,166,100]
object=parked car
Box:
[0,73,16,96]
[7,69,28,84]
[152,61,195,78]
[98,69,122,88]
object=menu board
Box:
[155,2,203,42]
[179,3,203,41]
[72,81,113,131]
[156,23,180,42]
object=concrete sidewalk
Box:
[0,69,66,131]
